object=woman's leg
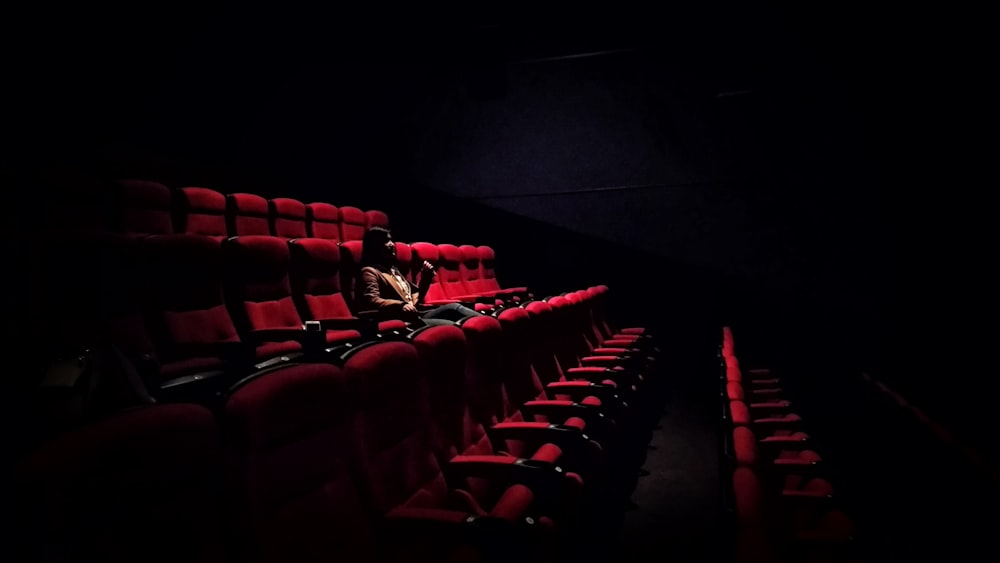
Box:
[420,302,481,322]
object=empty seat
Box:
[338,239,365,308]
[116,179,173,236]
[435,244,470,298]
[394,241,414,284]
[269,197,308,239]
[345,340,555,560]
[731,466,855,563]
[290,237,388,336]
[409,243,450,303]
[224,361,376,563]
[223,235,361,363]
[141,234,244,391]
[365,209,390,230]
[9,403,226,563]
[338,206,367,241]
[411,324,584,520]
[490,307,603,475]
[176,187,228,240]
[227,193,272,236]
[306,202,341,240]
[458,244,503,302]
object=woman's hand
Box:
[420,260,435,273]
[402,303,418,314]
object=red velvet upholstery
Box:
[395,242,414,284]
[117,179,173,236]
[226,193,272,236]
[268,197,308,240]
[412,325,479,463]
[410,242,448,302]
[345,340,544,537]
[142,235,240,380]
[365,209,390,230]
[306,202,341,240]
[338,206,367,241]
[495,308,594,469]
[413,324,583,518]
[10,404,225,563]
[476,245,503,294]
[459,244,492,296]
[176,187,228,240]
[224,362,375,563]
[223,236,359,360]
[460,315,509,430]
[435,244,468,298]
[347,341,448,512]
[288,238,355,321]
[338,240,364,309]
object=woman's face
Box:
[382,234,396,260]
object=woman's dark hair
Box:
[360,226,393,269]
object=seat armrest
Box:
[566,366,632,383]
[314,317,365,330]
[444,455,567,491]
[485,422,600,467]
[546,380,623,404]
[521,400,615,435]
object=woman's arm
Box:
[359,267,406,312]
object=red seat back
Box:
[117,179,173,236]
[338,206,367,241]
[289,238,354,321]
[227,193,271,236]
[268,197,308,239]
[306,202,341,240]
[176,187,228,240]
[10,404,225,563]
[365,209,390,230]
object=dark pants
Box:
[418,303,481,326]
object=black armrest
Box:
[315,317,366,330]
[546,380,624,405]
[485,422,601,469]
[444,455,566,491]
[521,400,615,433]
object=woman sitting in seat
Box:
[357,227,480,325]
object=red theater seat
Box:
[226,193,272,236]
[9,404,226,563]
[338,206,367,241]
[224,362,377,563]
[268,197,308,240]
[222,236,361,364]
[365,208,390,230]
[176,187,228,240]
[345,340,558,561]
[306,202,341,240]
[117,179,173,236]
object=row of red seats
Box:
[45,178,390,242]
[11,287,660,563]
[720,327,858,563]
[30,232,526,403]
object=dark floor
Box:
[609,334,722,562]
